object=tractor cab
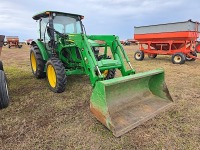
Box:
[33,11,84,52]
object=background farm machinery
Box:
[134,20,200,64]
[120,39,138,46]
[25,39,33,45]
[5,36,22,48]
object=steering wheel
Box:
[47,26,68,38]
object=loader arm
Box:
[67,34,135,87]
[88,35,135,76]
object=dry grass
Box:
[0,45,200,150]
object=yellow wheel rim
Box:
[31,52,36,72]
[102,70,109,77]
[47,64,56,88]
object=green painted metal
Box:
[32,11,173,137]
[32,11,135,82]
[90,68,173,137]
[32,40,49,61]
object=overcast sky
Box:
[0,0,199,41]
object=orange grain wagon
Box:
[134,20,199,64]
[6,36,22,48]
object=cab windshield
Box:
[53,14,82,34]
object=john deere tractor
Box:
[30,11,173,137]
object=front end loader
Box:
[30,11,173,137]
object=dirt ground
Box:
[0,45,200,150]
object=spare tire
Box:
[186,51,197,61]
[0,70,9,109]
[148,54,157,59]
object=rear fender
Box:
[31,40,49,61]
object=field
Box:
[0,45,200,150]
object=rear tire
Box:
[172,53,186,64]
[30,45,46,78]
[46,57,67,93]
[134,50,144,61]
[0,70,9,109]
[18,45,22,48]
[0,61,4,71]
[148,54,157,59]
[98,55,116,80]
[186,51,197,61]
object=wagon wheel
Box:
[172,53,186,64]
[185,51,197,61]
[134,50,144,61]
[3,42,7,46]
[195,43,200,53]
[148,54,157,59]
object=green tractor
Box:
[30,11,173,137]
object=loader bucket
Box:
[90,69,173,137]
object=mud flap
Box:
[90,69,173,137]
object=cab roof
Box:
[32,11,84,20]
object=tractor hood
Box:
[88,39,106,47]
[88,39,99,47]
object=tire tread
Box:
[47,57,67,93]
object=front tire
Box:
[172,53,186,64]
[46,57,67,93]
[30,45,46,78]
[0,70,9,109]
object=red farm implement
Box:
[6,36,22,48]
[134,20,200,64]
